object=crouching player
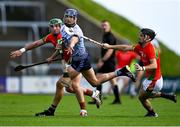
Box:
[10,18,101,117]
[103,28,177,117]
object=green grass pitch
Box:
[0,93,179,126]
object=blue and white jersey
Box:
[61,24,88,60]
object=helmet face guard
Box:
[63,9,78,27]
[64,9,78,18]
[49,18,62,26]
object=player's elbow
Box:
[152,63,157,69]
[122,45,131,52]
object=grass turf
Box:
[0,93,179,126]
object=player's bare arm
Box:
[102,49,113,61]
[25,39,45,51]
[135,58,157,71]
[103,43,133,51]
[97,48,113,68]
[10,39,45,58]
[46,50,61,63]
[66,36,79,55]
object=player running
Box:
[10,18,101,117]
[103,28,177,117]
[57,8,135,102]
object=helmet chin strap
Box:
[65,23,75,27]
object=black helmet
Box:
[141,28,156,40]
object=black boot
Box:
[35,105,56,116]
[161,93,177,103]
[115,65,136,82]
[97,85,102,101]
[112,85,121,104]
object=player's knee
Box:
[71,83,80,92]
[56,80,64,88]
[65,87,74,93]
[72,85,78,91]
[91,80,101,87]
[138,95,144,102]
[58,77,72,88]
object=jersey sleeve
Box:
[133,44,139,54]
[55,34,63,53]
[73,26,83,39]
[42,34,51,43]
[130,51,137,60]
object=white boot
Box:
[92,90,102,108]
[80,109,88,117]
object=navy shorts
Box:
[71,54,92,72]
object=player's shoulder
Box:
[109,32,115,37]
[74,24,81,29]
[146,42,154,49]
[57,33,62,39]
[134,43,140,48]
[73,24,83,36]
[73,24,82,32]
[47,33,56,40]
[46,33,53,37]
[43,33,53,42]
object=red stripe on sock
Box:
[84,89,93,96]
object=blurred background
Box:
[0,0,180,94]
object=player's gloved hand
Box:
[102,43,110,49]
[10,50,23,58]
[135,63,145,71]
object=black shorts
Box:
[98,61,115,73]
[71,54,92,72]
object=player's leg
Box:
[139,78,164,117]
[82,68,115,86]
[157,93,176,102]
[138,88,158,117]
[138,78,158,117]
[65,83,98,98]
[55,70,100,106]
[72,75,88,116]
[35,77,65,116]
[88,73,103,105]
[82,65,135,87]
[110,78,121,104]
[144,77,177,103]
[67,66,88,116]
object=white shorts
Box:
[142,76,163,93]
